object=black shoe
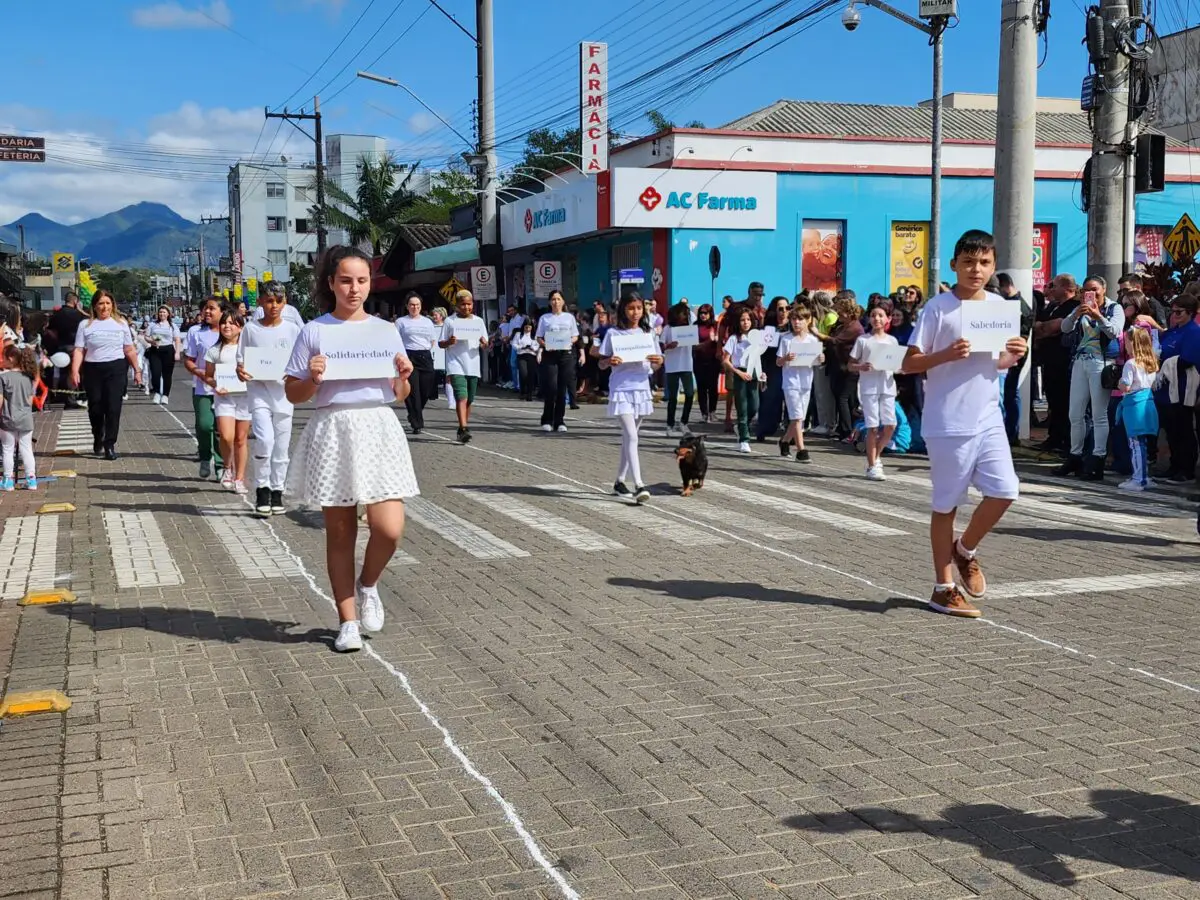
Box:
[94,440,103,456]
[270,490,285,515]
[255,487,272,517]
[613,481,631,497]
[1081,456,1105,482]
[569,404,581,410]
[457,427,471,444]
[411,426,422,435]
[103,446,118,461]
[778,436,791,457]
[1164,472,1189,485]
[1053,454,1083,477]
[795,449,811,464]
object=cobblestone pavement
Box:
[2,389,1200,900]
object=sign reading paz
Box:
[961,299,1023,354]
[1165,213,1200,262]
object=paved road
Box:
[2,389,1199,900]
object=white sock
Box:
[934,582,955,593]
[955,538,976,559]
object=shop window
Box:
[801,220,845,293]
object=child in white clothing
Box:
[0,345,38,491]
[849,306,900,480]
[205,312,251,493]
[777,306,823,463]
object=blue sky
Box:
[2,0,1195,224]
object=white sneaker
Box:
[220,470,234,489]
[811,425,831,437]
[233,480,248,495]
[334,621,363,652]
[737,441,751,454]
[1118,479,1145,492]
[681,424,693,437]
[160,395,168,407]
[152,393,161,405]
[556,425,568,433]
[541,424,553,432]
[866,464,886,482]
[665,425,679,438]
[1143,478,1158,489]
[357,580,385,633]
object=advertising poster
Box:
[1135,225,1170,272]
[801,220,844,293]
[889,221,929,294]
[1032,224,1054,292]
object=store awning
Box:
[413,238,479,272]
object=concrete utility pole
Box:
[1087,0,1132,290]
[265,98,328,259]
[200,214,233,266]
[477,0,498,253]
[993,0,1039,441]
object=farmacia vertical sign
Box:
[580,42,608,174]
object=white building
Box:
[228,158,321,284]
[325,134,390,248]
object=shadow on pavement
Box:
[608,577,926,615]
[783,789,1200,886]
[993,525,1181,547]
[39,602,337,647]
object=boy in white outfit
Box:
[237,282,302,517]
[903,230,1027,618]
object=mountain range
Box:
[0,203,229,272]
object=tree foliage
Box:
[317,154,420,255]
[404,170,477,225]
[646,108,704,131]
[505,127,582,194]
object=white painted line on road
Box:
[743,476,928,524]
[989,571,1200,599]
[199,506,304,579]
[654,494,815,540]
[0,515,59,600]
[705,479,908,536]
[539,484,728,545]
[354,528,420,566]
[54,411,96,452]
[102,510,183,589]
[453,488,624,552]
[406,498,530,560]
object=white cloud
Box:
[407,111,439,135]
[131,0,232,30]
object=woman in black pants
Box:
[68,290,141,459]
[536,290,580,432]
[395,292,438,434]
[144,305,181,406]
[691,304,721,422]
[512,321,539,401]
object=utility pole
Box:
[477,0,498,257]
[201,214,233,263]
[173,259,190,304]
[265,98,328,258]
[993,0,1040,441]
[180,245,204,297]
[1086,0,1133,290]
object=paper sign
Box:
[962,299,1022,354]
[544,328,573,351]
[608,331,656,363]
[866,342,908,373]
[449,317,487,345]
[782,339,822,368]
[214,363,247,394]
[242,347,288,382]
[761,326,780,349]
[432,346,446,370]
[670,325,699,348]
[321,327,400,381]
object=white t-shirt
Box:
[285,314,407,408]
[238,319,302,413]
[508,314,526,333]
[779,333,821,393]
[440,315,486,378]
[661,325,694,374]
[1120,359,1155,393]
[599,327,657,394]
[535,312,579,350]
[910,290,1005,439]
[254,304,304,327]
[185,325,220,396]
[79,319,132,363]
[204,341,239,367]
[396,315,438,352]
[851,333,899,397]
[513,333,539,355]
[145,321,180,348]
[723,334,756,369]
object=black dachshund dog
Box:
[675,434,708,497]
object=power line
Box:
[273,0,384,112]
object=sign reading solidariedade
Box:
[320,328,403,381]
[611,168,777,230]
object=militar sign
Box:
[610,168,777,230]
[580,42,608,173]
[0,135,46,163]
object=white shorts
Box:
[925,426,1020,514]
[861,393,897,429]
[784,387,811,422]
[213,394,252,422]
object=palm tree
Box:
[318,154,420,256]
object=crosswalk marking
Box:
[990,571,1200,599]
[55,411,95,452]
[743,477,928,524]
[454,489,624,552]
[537,484,728,545]
[0,515,59,600]
[102,510,184,589]
[199,507,304,579]
[405,498,529,560]
[704,480,907,537]
[354,523,419,566]
[654,494,814,540]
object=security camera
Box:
[842,3,861,30]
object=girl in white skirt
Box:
[597,291,664,504]
[284,246,418,653]
[205,311,252,493]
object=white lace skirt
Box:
[286,404,420,508]
[608,388,654,418]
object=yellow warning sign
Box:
[439,277,467,304]
[1165,213,1200,262]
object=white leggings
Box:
[616,414,645,487]
[250,408,293,491]
[1,428,34,480]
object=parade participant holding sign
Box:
[396,291,438,435]
[70,290,141,460]
[205,312,251,494]
[661,302,697,438]
[777,306,823,463]
[237,281,301,516]
[184,298,224,479]
[849,306,902,481]
[599,291,663,503]
[536,289,579,433]
[284,246,417,654]
[904,230,1027,619]
[723,308,763,454]
[439,289,489,444]
[145,305,181,406]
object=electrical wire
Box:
[273,0,384,112]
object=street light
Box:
[843,0,951,300]
[357,70,475,149]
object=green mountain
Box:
[0,203,227,272]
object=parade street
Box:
[2,392,1200,900]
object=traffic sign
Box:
[439,276,467,303]
[470,265,497,301]
[1165,213,1200,262]
[0,135,46,163]
[534,260,562,297]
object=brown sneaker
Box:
[928,585,981,618]
[952,543,987,598]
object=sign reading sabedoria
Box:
[610,168,777,230]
